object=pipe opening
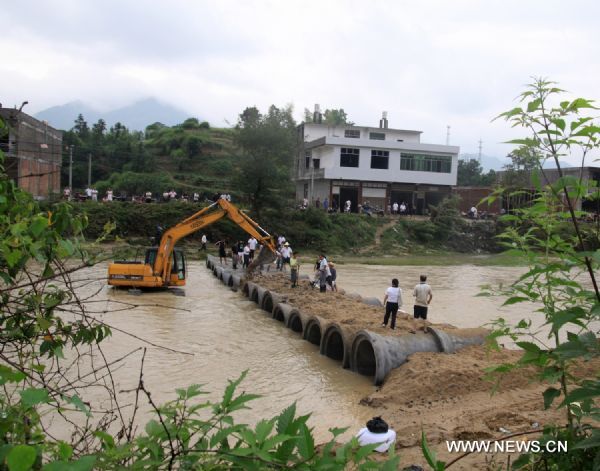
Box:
[241,283,249,297]
[289,314,303,333]
[227,277,233,287]
[273,308,284,322]
[263,295,274,313]
[354,339,376,377]
[324,331,344,361]
[306,323,322,345]
[250,290,259,303]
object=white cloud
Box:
[2,0,600,164]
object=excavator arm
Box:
[153,199,277,281]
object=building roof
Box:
[302,122,422,134]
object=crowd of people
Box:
[62,187,232,204]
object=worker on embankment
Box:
[382,278,402,330]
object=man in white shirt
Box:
[382,278,402,329]
[201,234,207,251]
[243,244,251,268]
[356,417,396,453]
[280,242,292,272]
[392,202,399,214]
[413,275,433,320]
[248,237,258,260]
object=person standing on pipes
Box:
[413,274,433,320]
[382,278,402,330]
[290,252,300,288]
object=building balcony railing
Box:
[297,168,325,179]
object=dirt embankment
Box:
[249,272,597,469]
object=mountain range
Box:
[34,98,193,131]
[459,153,571,171]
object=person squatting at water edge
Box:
[356,416,396,452]
[382,278,402,330]
[413,274,433,320]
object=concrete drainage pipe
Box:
[362,297,382,307]
[286,310,308,333]
[214,266,224,279]
[346,292,362,301]
[427,327,489,353]
[350,328,488,385]
[243,281,257,298]
[230,274,242,289]
[303,315,328,346]
[261,291,285,314]
[272,303,298,325]
[221,271,233,287]
[254,286,267,307]
[320,323,353,368]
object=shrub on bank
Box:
[51,203,379,253]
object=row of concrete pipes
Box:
[206,255,487,385]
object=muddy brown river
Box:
[76,260,537,441]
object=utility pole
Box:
[88,153,92,188]
[446,125,451,145]
[478,139,483,164]
[68,145,74,200]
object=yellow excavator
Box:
[107,198,277,288]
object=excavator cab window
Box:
[145,248,158,267]
[172,249,186,280]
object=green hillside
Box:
[62,117,240,199]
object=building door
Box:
[339,187,359,213]
[390,191,413,209]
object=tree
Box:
[72,113,89,138]
[500,146,543,188]
[457,159,497,186]
[91,118,106,139]
[483,78,600,469]
[303,108,354,125]
[233,104,297,217]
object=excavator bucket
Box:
[246,246,277,275]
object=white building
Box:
[295,111,459,214]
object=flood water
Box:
[74,259,540,441]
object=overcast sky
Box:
[2,0,599,163]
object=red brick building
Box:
[452,186,501,214]
[0,108,62,199]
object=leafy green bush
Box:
[482,78,600,469]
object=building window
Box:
[370,150,389,169]
[305,150,312,169]
[344,129,360,138]
[340,148,359,167]
[313,158,320,169]
[303,183,308,198]
[400,153,452,173]
[369,132,385,140]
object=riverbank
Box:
[234,268,597,470]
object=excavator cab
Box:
[144,247,186,283]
